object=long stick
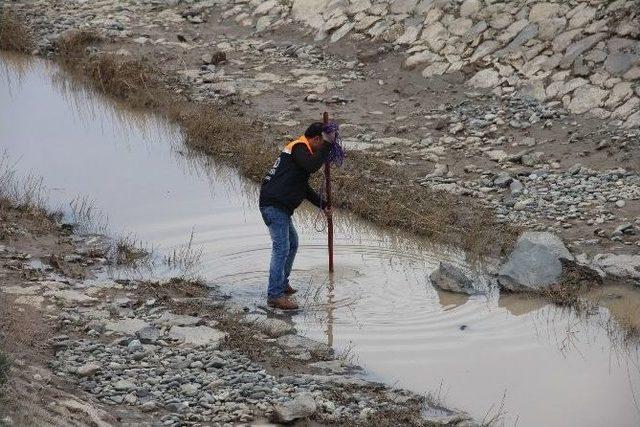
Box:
[323,111,334,272]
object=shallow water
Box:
[2,53,639,427]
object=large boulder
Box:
[430,262,478,295]
[498,232,574,292]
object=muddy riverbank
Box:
[2,51,640,426]
[1,203,461,426]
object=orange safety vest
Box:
[283,135,314,155]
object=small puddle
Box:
[2,53,639,427]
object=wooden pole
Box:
[323,111,334,272]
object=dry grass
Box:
[113,235,149,266]
[55,29,102,57]
[50,31,515,257]
[0,10,34,53]
[543,260,603,307]
[0,153,59,235]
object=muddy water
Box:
[2,53,639,426]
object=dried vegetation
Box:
[0,10,34,53]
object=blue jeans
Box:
[260,206,298,299]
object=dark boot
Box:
[284,285,298,295]
[267,296,299,310]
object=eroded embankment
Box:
[1,10,515,260]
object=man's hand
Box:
[322,130,336,144]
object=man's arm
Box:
[292,143,329,173]
[305,183,324,208]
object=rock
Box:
[389,0,419,14]
[47,290,97,305]
[201,50,226,65]
[253,0,278,16]
[105,318,150,335]
[127,339,143,352]
[405,50,440,68]
[276,335,332,358]
[425,163,448,178]
[208,82,237,97]
[560,33,607,68]
[469,41,500,62]
[420,22,448,51]
[593,254,640,280]
[529,3,560,23]
[422,62,449,78]
[168,326,227,347]
[568,5,596,29]
[510,179,523,194]
[604,53,637,76]
[494,173,512,188]
[487,149,508,162]
[395,25,421,45]
[495,23,539,57]
[490,13,513,30]
[498,232,574,292]
[467,69,500,89]
[613,97,640,119]
[348,0,371,16]
[460,0,481,17]
[624,111,640,128]
[273,392,317,422]
[539,17,567,40]
[429,262,478,295]
[568,85,608,114]
[330,22,355,43]
[180,383,201,397]
[156,311,202,327]
[498,19,529,44]
[255,16,272,32]
[141,401,157,412]
[449,18,473,37]
[605,82,633,108]
[77,363,100,377]
[291,0,329,29]
[136,325,161,344]
[255,318,294,337]
[114,379,135,391]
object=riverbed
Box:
[1,53,638,426]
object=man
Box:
[259,122,333,310]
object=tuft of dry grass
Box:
[543,260,603,307]
[0,10,34,53]
[55,29,102,57]
[113,235,149,266]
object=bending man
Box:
[259,122,333,310]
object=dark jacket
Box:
[259,136,330,216]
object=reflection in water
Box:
[2,53,639,427]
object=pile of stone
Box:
[43,278,458,426]
[218,0,640,127]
